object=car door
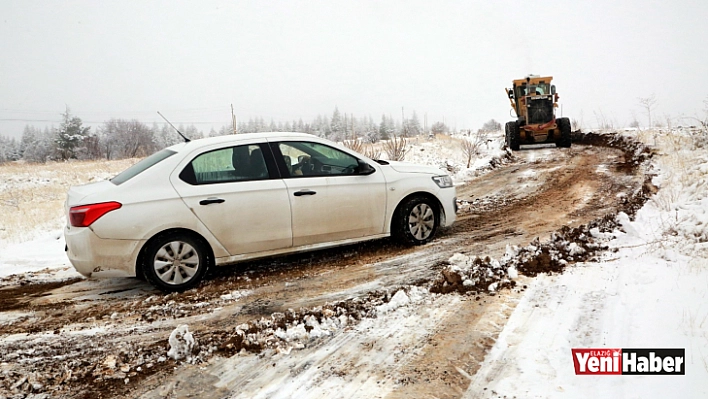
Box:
[171,142,292,256]
[273,140,387,247]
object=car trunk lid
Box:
[66,180,116,207]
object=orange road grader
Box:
[504,75,571,150]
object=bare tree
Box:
[479,119,501,133]
[363,145,381,160]
[82,134,102,160]
[663,113,674,130]
[100,119,156,159]
[430,122,448,135]
[383,135,408,161]
[342,139,364,154]
[460,131,486,168]
[638,94,657,128]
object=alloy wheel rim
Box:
[408,203,435,240]
[153,241,200,285]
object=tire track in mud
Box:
[0,133,653,398]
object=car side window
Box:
[184,144,269,185]
[278,142,359,177]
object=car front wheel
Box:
[393,195,439,245]
[142,232,209,292]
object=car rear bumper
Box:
[64,225,142,277]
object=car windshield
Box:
[111,149,177,185]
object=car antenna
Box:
[157,111,191,142]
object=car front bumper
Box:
[439,188,457,228]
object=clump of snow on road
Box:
[220,289,251,301]
[167,324,196,362]
[376,288,411,314]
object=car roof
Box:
[166,132,318,152]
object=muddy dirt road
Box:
[0,136,650,398]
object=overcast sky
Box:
[1,0,707,138]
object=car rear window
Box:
[111,149,177,185]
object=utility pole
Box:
[231,104,237,134]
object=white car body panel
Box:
[64,132,456,282]
[283,174,387,246]
[172,178,293,255]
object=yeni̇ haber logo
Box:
[572,348,685,375]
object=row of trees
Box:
[0,107,505,164]
[233,107,430,142]
[0,108,199,164]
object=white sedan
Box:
[65,132,456,292]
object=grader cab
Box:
[504,75,571,150]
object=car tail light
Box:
[69,202,122,227]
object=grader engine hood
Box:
[526,95,555,124]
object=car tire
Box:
[505,121,520,151]
[556,117,572,148]
[393,195,439,245]
[142,232,210,292]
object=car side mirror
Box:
[356,160,376,175]
[508,90,514,99]
[551,85,556,95]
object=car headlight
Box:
[432,175,453,188]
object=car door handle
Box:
[293,190,317,197]
[199,197,226,205]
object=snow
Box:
[219,290,251,301]
[167,325,196,361]
[376,288,411,314]
[402,131,509,182]
[0,227,77,280]
[218,289,459,399]
[463,132,708,398]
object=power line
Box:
[0,118,225,124]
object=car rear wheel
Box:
[143,232,209,292]
[393,196,439,245]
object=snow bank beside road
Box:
[0,227,76,279]
[464,133,708,399]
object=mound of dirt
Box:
[429,255,516,295]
